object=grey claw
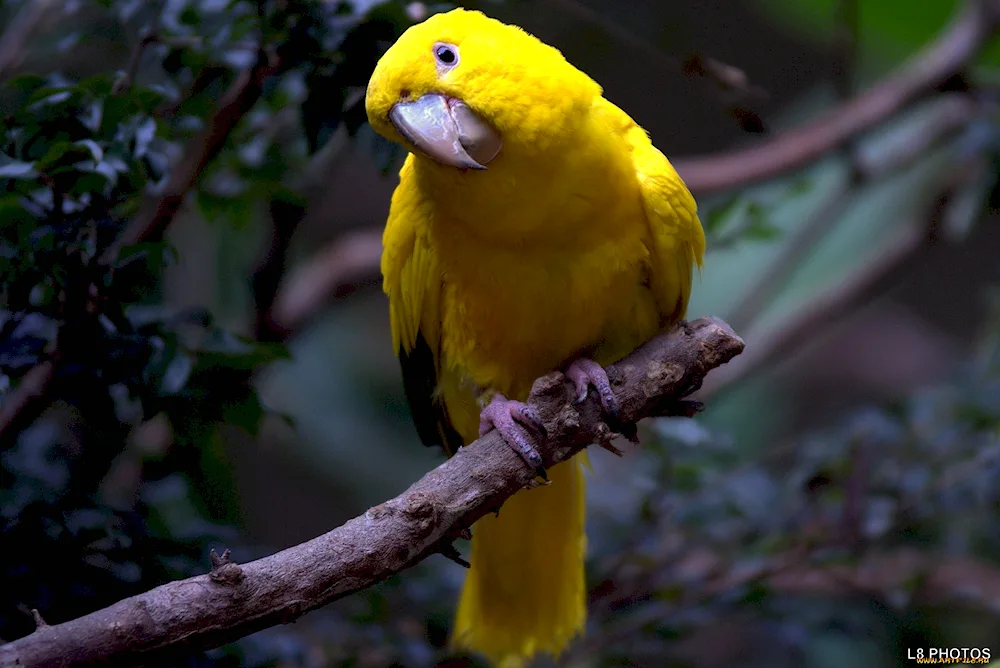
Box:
[525,449,547,480]
[597,439,624,457]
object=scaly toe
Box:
[512,403,547,439]
[479,394,547,479]
[566,357,620,418]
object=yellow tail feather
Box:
[452,453,588,667]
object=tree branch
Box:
[0,0,59,81]
[110,3,163,96]
[252,199,307,341]
[581,547,1000,657]
[0,361,55,447]
[269,229,384,334]
[544,0,767,132]
[673,0,1000,195]
[267,87,980,345]
[263,0,993,338]
[99,47,281,265]
[0,38,286,455]
[0,317,744,668]
[697,171,960,400]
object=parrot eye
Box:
[433,42,459,69]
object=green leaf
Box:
[671,462,703,493]
[35,141,95,173]
[160,352,196,395]
[739,581,770,605]
[702,194,745,237]
[73,139,104,163]
[112,242,168,271]
[271,186,307,209]
[65,171,112,197]
[744,203,782,240]
[197,331,290,371]
[179,5,200,26]
[5,74,47,94]
[100,97,132,136]
[27,86,81,108]
[222,392,265,437]
[76,74,114,97]
[0,159,37,179]
[196,190,254,228]
[751,0,1000,78]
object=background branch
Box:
[99,47,282,265]
[579,547,1000,658]
[261,0,995,338]
[252,200,308,342]
[0,317,744,668]
[696,174,959,399]
[0,361,55,448]
[269,229,384,335]
[722,92,977,333]
[673,0,999,195]
[0,9,289,451]
[545,0,767,132]
[0,0,59,81]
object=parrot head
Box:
[365,8,601,171]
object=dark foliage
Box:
[0,0,419,663]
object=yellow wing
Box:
[382,156,463,454]
[626,120,705,324]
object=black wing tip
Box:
[399,332,464,456]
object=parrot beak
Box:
[389,94,502,170]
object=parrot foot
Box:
[566,357,639,444]
[565,357,620,419]
[479,394,548,480]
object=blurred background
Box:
[2,0,1000,666]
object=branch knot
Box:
[209,549,244,586]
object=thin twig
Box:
[726,179,854,334]
[252,199,306,342]
[1,15,286,453]
[111,0,163,95]
[578,547,1000,657]
[545,0,767,127]
[112,36,158,95]
[269,229,384,334]
[0,361,55,447]
[725,92,980,333]
[0,318,744,668]
[674,0,1000,195]
[269,0,992,338]
[99,47,282,265]
[0,0,59,81]
[697,174,959,400]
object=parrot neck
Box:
[412,119,637,251]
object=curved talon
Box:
[597,439,624,457]
[479,394,548,479]
[565,357,620,419]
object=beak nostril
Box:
[400,89,411,100]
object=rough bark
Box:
[0,317,744,668]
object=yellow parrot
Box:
[365,8,705,666]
